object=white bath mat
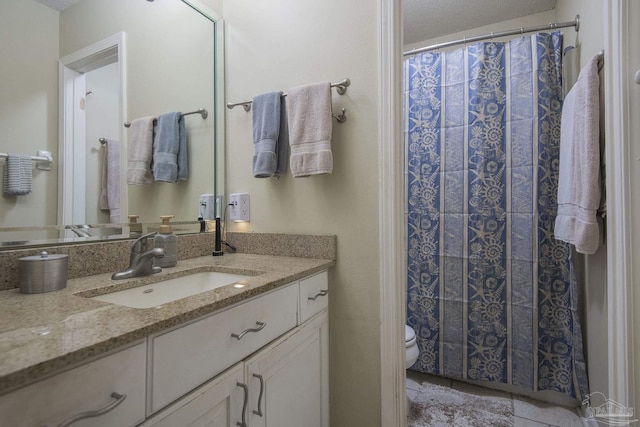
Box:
[408,382,513,427]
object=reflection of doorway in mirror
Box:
[85,63,119,224]
[59,33,127,231]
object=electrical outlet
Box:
[229,193,250,222]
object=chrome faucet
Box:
[111,232,165,280]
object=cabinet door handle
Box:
[308,290,328,301]
[50,392,126,427]
[231,321,267,340]
[252,374,264,417]
[236,382,248,427]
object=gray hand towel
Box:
[127,116,156,185]
[2,154,32,196]
[252,92,282,178]
[153,112,187,183]
[274,98,289,178]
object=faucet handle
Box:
[131,231,157,255]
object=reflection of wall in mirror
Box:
[0,1,59,229]
[60,0,217,225]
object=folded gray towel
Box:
[252,92,282,178]
[274,98,289,178]
[127,116,155,185]
[153,112,187,183]
[3,154,32,196]
[177,116,187,181]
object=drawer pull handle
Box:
[236,382,248,427]
[308,290,328,301]
[231,321,267,340]
[52,392,127,427]
[252,374,264,417]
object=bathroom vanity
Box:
[0,253,332,427]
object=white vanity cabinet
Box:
[0,341,146,427]
[149,283,299,413]
[244,310,329,427]
[0,269,329,427]
[147,270,329,427]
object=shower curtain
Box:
[405,32,589,400]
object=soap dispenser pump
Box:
[154,215,177,267]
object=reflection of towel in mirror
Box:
[153,112,187,183]
[127,116,156,185]
[99,139,121,223]
[286,82,333,177]
[2,154,32,196]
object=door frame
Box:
[58,32,127,226]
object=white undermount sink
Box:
[90,272,250,309]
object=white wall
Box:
[222,0,381,425]
[0,0,59,228]
[60,0,216,225]
[555,0,608,404]
[403,10,556,52]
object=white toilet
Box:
[405,324,419,368]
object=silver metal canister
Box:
[19,251,68,294]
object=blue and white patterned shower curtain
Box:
[405,32,589,400]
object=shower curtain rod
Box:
[403,14,580,57]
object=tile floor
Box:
[407,370,585,427]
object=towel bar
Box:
[124,108,208,128]
[226,78,351,112]
[0,151,53,171]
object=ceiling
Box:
[403,0,557,45]
[37,0,556,47]
[34,0,81,11]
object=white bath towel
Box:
[99,139,121,223]
[286,82,333,177]
[127,116,156,185]
[2,154,32,196]
[554,54,601,254]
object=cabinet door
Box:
[245,311,328,427]
[142,363,245,427]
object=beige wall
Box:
[222,0,381,425]
[0,0,59,227]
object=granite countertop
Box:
[0,253,334,395]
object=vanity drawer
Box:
[0,341,146,427]
[299,270,329,323]
[150,283,298,414]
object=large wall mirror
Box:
[0,0,224,247]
